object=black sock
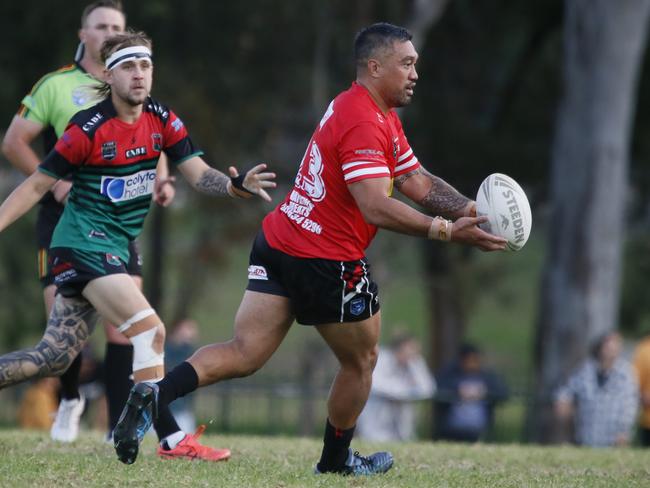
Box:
[104,343,134,433]
[157,361,199,406]
[317,419,355,472]
[153,401,182,441]
[59,352,82,400]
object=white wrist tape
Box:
[427,217,452,242]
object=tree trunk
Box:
[529,0,650,443]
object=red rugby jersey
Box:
[263,82,420,260]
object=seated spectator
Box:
[18,377,59,430]
[554,331,638,447]
[434,343,509,442]
[357,331,435,441]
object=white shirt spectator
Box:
[357,346,435,441]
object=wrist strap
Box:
[427,217,452,242]
[230,173,255,196]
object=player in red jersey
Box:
[114,23,507,474]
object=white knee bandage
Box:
[130,327,165,374]
[119,309,165,382]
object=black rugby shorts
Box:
[246,230,380,325]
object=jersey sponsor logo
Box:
[52,258,78,283]
[152,133,162,151]
[88,229,108,240]
[280,190,322,235]
[349,297,366,316]
[82,112,104,132]
[172,118,184,132]
[100,169,156,202]
[354,149,384,157]
[248,265,268,280]
[125,146,147,159]
[102,141,117,160]
[295,141,326,202]
[148,102,169,120]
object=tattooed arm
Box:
[177,156,276,201]
[0,295,98,389]
[394,167,475,220]
[348,172,506,251]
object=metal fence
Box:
[0,377,530,442]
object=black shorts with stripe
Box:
[246,230,380,325]
[37,199,142,287]
[48,246,136,298]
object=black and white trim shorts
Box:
[246,230,380,325]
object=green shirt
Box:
[19,63,100,140]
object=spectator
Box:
[554,331,638,447]
[634,334,650,446]
[18,377,59,430]
[434,343,509,442]
[357,331,435,441]
[165,319,200,433]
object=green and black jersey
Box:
[38,97,202,263]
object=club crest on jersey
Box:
[350,297,366,316]
[100,169,156,203]
[152,133,162,151]
[392,137,399,159]
[102,141,117,161]
[105,253,121,267]
[71,86,92,107]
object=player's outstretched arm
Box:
[176,156,276,201]
[0,171,57,232]
[394,166,475,220]
[349,176,506,251]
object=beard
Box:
[124,89,149,106]
[390,92,413,108]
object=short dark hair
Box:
[81,0,125,27]
[459,343,481,359]
[354,22,412,68]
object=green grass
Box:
[0,430,649,487]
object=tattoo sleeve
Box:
[0,295,99,389]
[196,168,230,196]
[397,167,471,219]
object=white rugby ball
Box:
[475,173,532,251]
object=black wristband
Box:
[230,173,255,195]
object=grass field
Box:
[1,430,649,487]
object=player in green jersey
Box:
[1,1,174,442]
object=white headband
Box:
[105,46,152,70]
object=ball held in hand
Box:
[476,173,532,251]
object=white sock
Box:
[161,430,186,449]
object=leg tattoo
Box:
[0,295,99,389]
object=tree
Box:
[529,0,650,443]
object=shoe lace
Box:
[191,424,207,441]
[352,451,373,468]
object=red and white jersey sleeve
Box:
[339,122,392,184]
